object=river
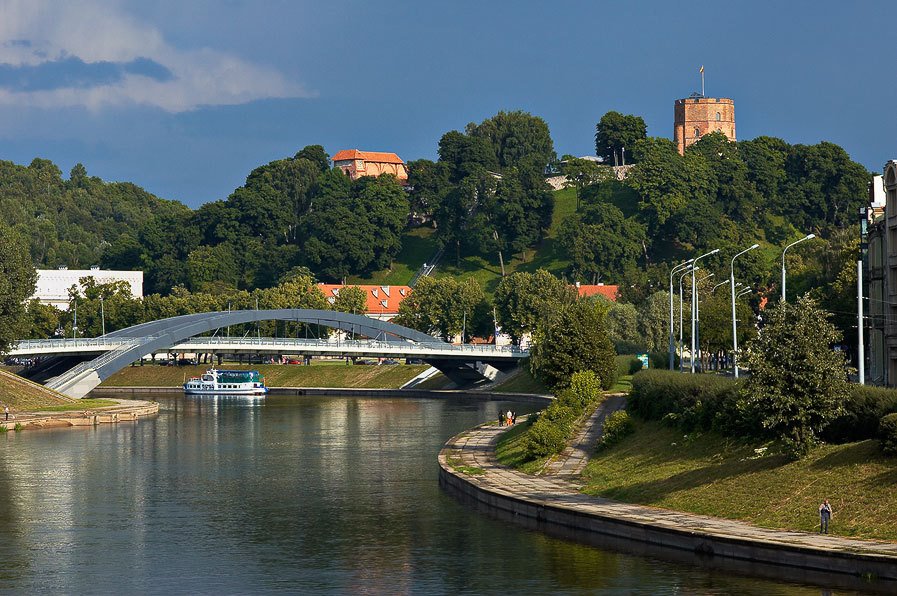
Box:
[0,393,836,594]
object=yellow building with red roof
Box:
[332,149,409,183]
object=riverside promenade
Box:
[438,400,897,589]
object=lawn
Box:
[0,369,76,411]
[100,362,429,389]
[491,367,549,394]
[34,399,119,412]
[580,419,897,541]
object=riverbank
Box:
[581,419,897,541]
[438,409,897,590]
[99,362,429,389]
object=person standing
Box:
[819,499,833,534]
[498,411,505,427]
[4,404,8,421]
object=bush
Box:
[567,370,603,409]
[526,417,569,457]
[629,369,749,435]
[615,355,642,378]
[823,385,897,444]
[880,413,897,455]
[599,410,634,449]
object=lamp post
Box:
[731,243,759,378]
[695,272,714,372]
[678,266,696,373]
[669,259,695,369]
[712,279,730,293]
[781,234,815,302]
[100,296,105,337]
[691,249,720,373]
[737,287,752,299]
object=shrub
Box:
[599,410,634,449]
[823,385,897,444]
[0,425,7,433]
[880,413,897,455]
[615,355,642,378]
[526,417,569,457]
[629,369,746,434]
[567,370,603,409]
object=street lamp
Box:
[100,296,105,337]
[731,243,759,379]
[737,287,753,299]
[678,266,696,372]
[694,272,715,373]
[669,259,695,370]
[691,249,720,373]
[712,279,730,293]
[781,234,815,302]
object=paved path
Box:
[542,394,626,477]
[442,412,897,561]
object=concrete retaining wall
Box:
[439,448,897,591]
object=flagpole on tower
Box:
[700,65,705,97]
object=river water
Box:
[0,394,839,594]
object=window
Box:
[694,127,700,138]
[716,112,721,121]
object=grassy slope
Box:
[0,369,75,411]
[581,420,897,541]
[491,367,549,394]
[353,188,577,296]
[100,363,428,389]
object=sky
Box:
[0,0,894,208]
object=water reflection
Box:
[0,394,855,594]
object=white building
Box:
[33,267,144,310]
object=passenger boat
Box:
[183,369,268,396]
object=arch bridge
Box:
[12,310,526,398]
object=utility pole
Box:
[858,260,865,385]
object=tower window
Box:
[716,112,721,121]
[694,127,700,138]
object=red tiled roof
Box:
[576,284,619,302]
[332,149,405,164]
[317,284,412,315]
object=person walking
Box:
[506,410,513,426]
[498,411,505,427]
[819,499,833,534]
[4,404,8,421]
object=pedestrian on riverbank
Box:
[819,499,833,534]
[498,411,505,426]
[4,404,8,421]
[511,412,517,425]
[506,410,513,426]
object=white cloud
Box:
[0,0,311,112]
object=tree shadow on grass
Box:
[808,440,880,471]
[594,453,788,504]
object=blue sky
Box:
[0,0,893,207]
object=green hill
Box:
[351,187,577,295]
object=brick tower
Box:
[673,95,736,154]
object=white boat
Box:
[183,369,268,396]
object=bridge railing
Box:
[176,336,527,355]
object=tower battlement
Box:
[673,96,736,154]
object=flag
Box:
[700,65,704,74]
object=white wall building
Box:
[33,267,144,310]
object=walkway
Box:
[439,400,897,578]
[541,394,626,477]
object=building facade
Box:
[673,95,736,154]
[332,150,409,183]
[883,161,897,384]
[317,284,411,321]
[33,267,144,310]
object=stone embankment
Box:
[439,400,897,591]
[4,399,159,430]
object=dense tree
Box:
[558,201,645,283]
[0,225,37,352]
[604,300,641,354]
[466,110,556,171]
[529,299,616,390]
[332,285,368,316]
[493,270,577,345]
[741,296,850,458]
[394,276,485,341]
[595,111,647,165]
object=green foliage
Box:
[393,276,486,341]
[466,110,556,171]
[558,200,645,283]
[605,301,642,353]
[530,299,616,390]
[525,416,569,457]
[567,370,603,409]
[741,296,851,458]
[331,285,368,316]
[594,111,646,165]
[824,385,897,444]
[0,224,37,353]
[599,410,634,449]
[879,413,897,455]
[615,355,642,378]
[629,369,747,435]
[493,269,576,344]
